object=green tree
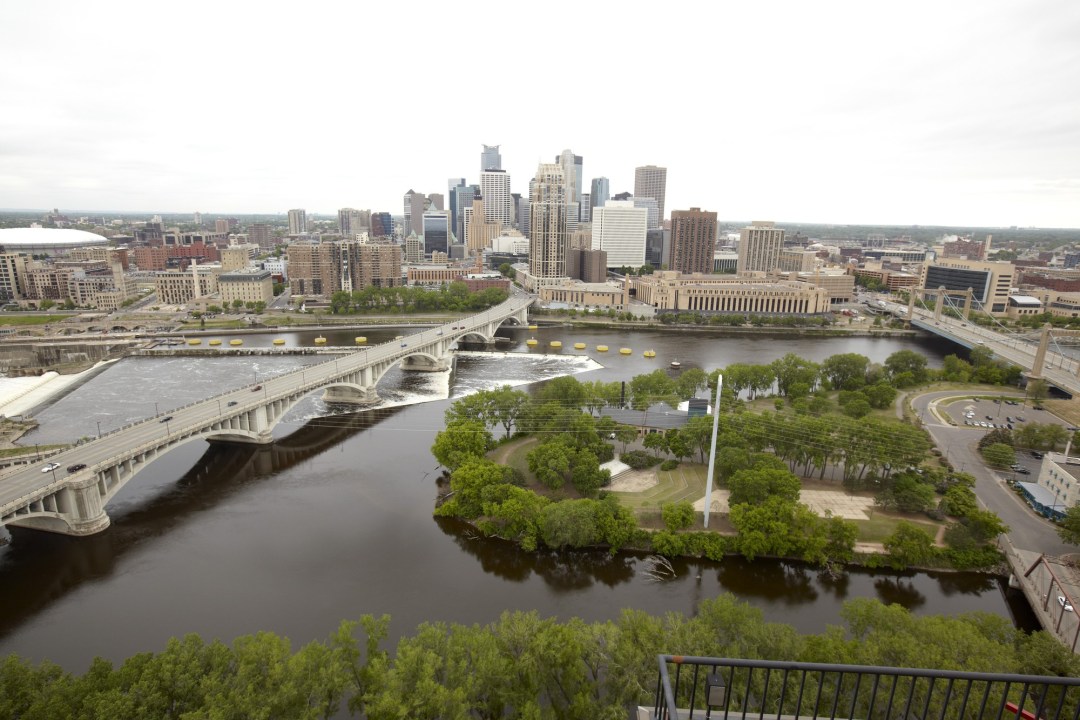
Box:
[628,370,677,410]
[231,298,245,310]
[527,440,574,489]
[883,350,928,386]
[674,368,708,400]
[842,398,873,419]
[430,420,492,471]
[1026,379,1049,407]
[728,466,801,506]
[540,499,600,548]
[436,459,509,518]
[980,442,1015,468]
[862,382,898,410]
[771,353,820,397]
[1057,505,1080,546]
[883,521,936,569]
[821,352,870,390]
[661,501,695,531]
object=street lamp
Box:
[155,402,159,417]
[164,419,171,435]
[96,420,101,438]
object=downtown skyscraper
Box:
[528,163,568,283]
[634,165,667,221]
[481,144,502,172]
[670,207,718,274]
[737,221,785,273]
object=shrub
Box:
[621,450,661,469]
[660,459,678,471]
[661,501,695,531]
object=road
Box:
[911,390,1073,556]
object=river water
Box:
[0,325,1036,671]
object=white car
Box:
[1059,596,1074,613]
[41,462,60,473]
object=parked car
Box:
[1031,451,1045,458]
[1015,467,1031,475]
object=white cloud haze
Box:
[2,0,1079,227]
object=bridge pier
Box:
[401,355,450,372]
[322,385,379,405]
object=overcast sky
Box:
[2,0,1078,228]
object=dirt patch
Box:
[607,468,660,493]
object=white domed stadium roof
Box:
[0,228,109,252]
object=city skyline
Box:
[2,1,1078,228]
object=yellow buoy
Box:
[314,336,327,345]
[187,338,201,346]
[229,339,243,346]
[273,338,286,345]
[573,342,586,349]
[619,348,632,355]
[526,338,538,346]
[596,345,608,352]
[209,339,222,346]
[355,336,366,344]
[550,340,562,348]
[644,349,656,358]
[528,324,537,330]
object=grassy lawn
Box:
[850,513,940,543]
[610,465,707,510]
[0,314,67,326]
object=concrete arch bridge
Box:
[0,297,530,537]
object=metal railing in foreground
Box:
[652,655,1080,720]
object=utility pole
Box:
[703,374,723,529]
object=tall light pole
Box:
[96,420,101,438]
[703,374,723,529]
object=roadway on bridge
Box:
[892,303,1080,395]
[0,296,532,520]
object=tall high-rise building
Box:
[591,201,648,269]
[480,169,512,227]
[590,177,610,213]
[632,197,660,229]
[634,165,667,221]
[288,209,307,235]
[448,178,466,241]
[427,193,444,212]
[287,240,402,296]
[370,212,392,239]
[215,219,230,234]
[451,184,479,243]
[556,149,583,206]
[481,144,502,172]
[422,211,450,258]
[579,193,591,223]
[338,208,370,239]
[403,190,426,236]
[670,208,718,275]
[737,220,785,274]
[249,222,272,250]
[528,163,568,282]
[466,198,501,255]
